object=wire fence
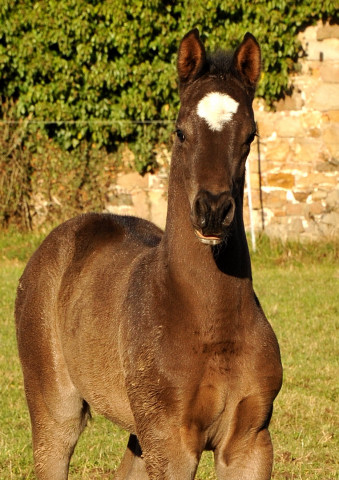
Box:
[0,119,176,125]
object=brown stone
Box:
[286,203,305,216]
[264,141,290,162]
[267,173,295,189]
[317,25,339,41]
[274,90,304,111]
[262,189,287,207]
[320,62,339,83]
[275,114,305,138]
[322,110,339,123]
[293,190,312,202]
[105,205,135,216]
[148,190,167,229]
[259,160,280,174]
[247,173,260,190]
[132,191,150,220]
[325,188,339,209]
[312,189,329,201]
[323,124,339,157]
[246,190,262,210]
[274,209,287,217]
[292,142,321,164]
[322,211,339,226]
[309,127,322,138]
[309,84,339,111]
[117,172,149,189]
[256,114,276,138]
[306,202,324,215]
[300,172,337,187]
[316,157,339,172]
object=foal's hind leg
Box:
[114,435,149,480]
[25,380,90,480]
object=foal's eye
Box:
[175,129,185,143]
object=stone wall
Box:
[105,22,339,241]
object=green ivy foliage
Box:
[0,0,337,172]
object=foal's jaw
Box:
[194,230,223,246]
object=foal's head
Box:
[173,29,261,245]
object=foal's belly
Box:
[60,258,138,432]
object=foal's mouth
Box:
[194,229,223,246]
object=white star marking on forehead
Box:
[197,92,239,131]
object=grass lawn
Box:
[0,231,338,479]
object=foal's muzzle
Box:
[191,190,236,245]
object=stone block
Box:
[311,189,328,201]
[300,110,323,129]
[272,209,286,217]
[320,62,339,83]
[132,190,150,220]
[309,84,339,110]
[245,189,262,210]
[274,89,304,111]
[247,173,260,190]
[305,38,339,61]
[148,190,167,230]
[274,115,305,138]
[293,190,312,202]
[264,141,290,162]
[325,187,339,209]
[316,157,339,172]
[292,142,320,164]
[322,110,339,122]
[306,202,324,215]
[267,173,295,189]
[116,172,149,189]
[317,25,339,41]
[322,211,339,226]
[262,189,287,207]
[323,124,339,157]
[300,172,337,187]
[286,203,305,216]
[256,114,276,138]
[105,205,135,216]
[106,191,133,206]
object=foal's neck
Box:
[160,165,252,289]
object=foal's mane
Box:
[206,49,234,77]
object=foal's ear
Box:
[177,29,206,86]
[232,33,261,92]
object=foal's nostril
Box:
[194,196,209,229]
[221,199,235,226]
[192,190,235,236]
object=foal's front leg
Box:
[214,396,275,480]
[133,424,201,480]
[114,430,200,480]
[214,427,273,480]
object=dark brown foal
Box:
[16,29,282,480]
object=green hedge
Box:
[1,1,337,171]
[0,1,337,228]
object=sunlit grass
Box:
[1,231,338,479]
